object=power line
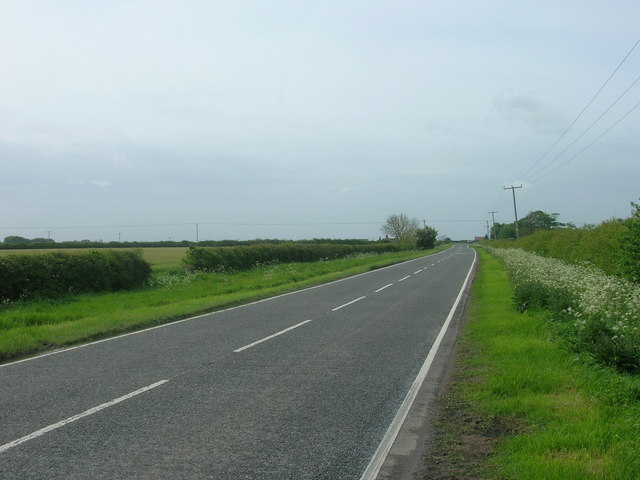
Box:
[1,219,486,230]
[504,185,523,239]
[517,35,640,180]
[525,72,640,181]
[530,98,640,182]
[488,211,498,239]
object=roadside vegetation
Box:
[0,250,151,302]
[422,248,640,479]
[489,247,640,374]
[485,199,640,282]
[0,245,451,362]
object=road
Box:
[0,244,475,479]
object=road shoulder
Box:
[374,262,475,480]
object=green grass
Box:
[455,248,640,479]
[0,246,450,362]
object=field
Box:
[0,246,450,362]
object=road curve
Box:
[0,244,475,479]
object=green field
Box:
[0,246,450,362]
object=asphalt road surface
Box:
[0,244,476,479]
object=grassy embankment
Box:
[0,245,450,362]
[423,247,640,479]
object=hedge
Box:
[0,250,152,302]
[183,243,399,272]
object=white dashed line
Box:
[234,320,313,352]
[398,275,411,282]
[375,284,393,293]
[0,380,169,454]
[332,296,367,311]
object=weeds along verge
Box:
[487,247,640,374]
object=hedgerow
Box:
[487,220,628,278]
[488,247,640,374]
[0,250,152,302]
[183,243,399,272]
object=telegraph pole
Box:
[485,220,491,239]
[488,211,497,239]
[503,185,523,239]
[195,223,199,244]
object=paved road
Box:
[0,244,475,479]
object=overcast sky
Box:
[1,1,639,242]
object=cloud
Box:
[88,180,111,188]
[493,90,566,135]
[68,179,111,188]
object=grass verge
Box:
[421,247,640,479]
[0,246,449,363]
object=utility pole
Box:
[118,232,122,243]
[422,219,426,228]
[485,220,491,239]
[195,223,199,244]
[503,185,523,239]
[488,211,497,240]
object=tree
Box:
[518,210,563,236]
[490,211,564,239]
[491,222,516,239]
[381,213,420,249]
[3,236,29,244]
[416,226,438,249]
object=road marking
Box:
[233,320,313,353]
[360,245,477,480]
[0,247,457,370]
[332,296,366,311]
[374,284,393,293]
[0,380,169,454]
[398,275,411,282]
[414,270,422,274]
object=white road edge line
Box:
[0,380,169,454]
[398,275,411,282]
[233,320,313,353]
[359,246,477,480]
[331,296,366,312]
[374,284,393,293]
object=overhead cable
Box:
[517,35,640,180]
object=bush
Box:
[488,220,627,278]
[489,247,640,374]
[183,243,400,272]
[0,250,152,302]
[619,201,640,283]
[416,227,438,250]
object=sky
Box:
[1,0,639,242]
